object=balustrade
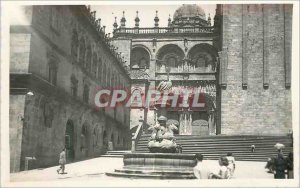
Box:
[114,26,214,35]
[155,64,216,73]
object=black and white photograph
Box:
[1,1,299,187]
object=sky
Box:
[91,4,216,34]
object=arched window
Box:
[130,47,150,69]
[48,60,58,86]
[92,53,98,78]
[80,124,88,152]
[71,29,78,59]
[107,68,111,87]
[70,75,78,97]
[93,127,97,148]
[79,37,85,66]
[156,44,184,71]
[85,45,92,72]
[83,84,89,103]
[50,6,61,33]
[117,135,120,145]
[187,44,218,71]
[103,63,107,86]
[97,58,102,80]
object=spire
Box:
[207,13,211,26]
[154,10,159,28]
[120,11,126,28]
[168,14,172,27]
[135,11,140,28]
[113,16,118,30]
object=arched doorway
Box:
[109,134,115,150]
[80,123,89,158]
[187,43,219,135]
[103,130,108,153]
[65,120,75,162]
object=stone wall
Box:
[111,39,132,67]
[220,4,292,135]
[10,34,31,73]
[18,92,129,170]
[9,95,26,172]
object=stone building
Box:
[112,4,292,135]
[10,5,131,172]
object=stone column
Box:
[146,58,157,126]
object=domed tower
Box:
[172,4,209,27]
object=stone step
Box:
[139,135,290,140]
[106,150,131,155]
[105,171,195,179]
[100,154,124,158]
[138,138,291,143]
[135,135,292,162]
[115,169,193,175]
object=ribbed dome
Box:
[173,4,206,20]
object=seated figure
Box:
[148,116,178,153]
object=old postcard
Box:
[1,1,299,187]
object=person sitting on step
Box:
[211,156,231,179]
[193,154,212,179]
[226,152,236,178]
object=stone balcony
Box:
[113,26,214,38]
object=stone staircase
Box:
[101,150,132,158]
[135,134,293,162]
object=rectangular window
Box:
[71,85,77,97]
[49,66,57,86]
[50,6,61,34]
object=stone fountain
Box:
[105,116,197,179]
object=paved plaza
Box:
[10,157,274,182]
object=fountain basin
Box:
[106,153,197,179]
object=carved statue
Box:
[147,116,178,153]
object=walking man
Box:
[57,148,67,174]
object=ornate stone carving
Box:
[129,69,150,79]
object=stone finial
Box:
[208,13,211,26]
[154,10,159,27]
[91,11,96,20]
[113,17,118,30]
[120,11,126,28]
[168,14,172,27]
[96,18,101,28]
[135,11,140,28]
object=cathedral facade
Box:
[112,4,292,136]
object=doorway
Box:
[65,120,75,162]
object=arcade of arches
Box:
[128,43,219,136]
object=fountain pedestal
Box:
[106,116,197,179]
[105,153,197,179]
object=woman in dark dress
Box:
[286,152,293,179]
[274,153,287,179]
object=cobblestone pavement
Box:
[9,157,275,183]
